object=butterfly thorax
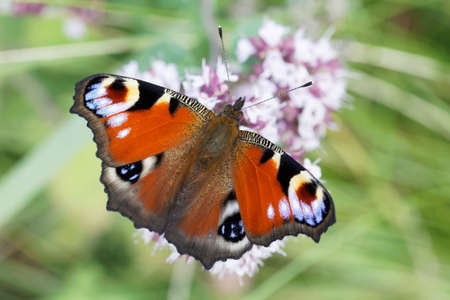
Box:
[196,113,239,167]
[168,99,243,220]
[196,98,245,162]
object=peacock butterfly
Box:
[71,74,336,269]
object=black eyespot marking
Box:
[277,153,306,195]
[222,190,236,207]
[260,148,274,164]
[128,80,165,111]
[155,153,164,168]
[116,161,143,184]
[218,213,246,242]
[169,97,180,115]
[305,181,317,196]
[226,190,236,201]
[109,78,126,90]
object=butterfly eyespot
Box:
[109,78,126,90]
[303,181,317,197]
[218,213,246,242]
[277,153,306,195]
[115,161,143,184]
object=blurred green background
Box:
[0,0,449,299]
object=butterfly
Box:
[71,73,336,269]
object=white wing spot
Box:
[278,198,291,220]
[107,112,128,127]
[85,87,106,100]
[311,199,323,224]
[321,200,326,212]
[301,201,315,226]
[288,185,303,221]
[88,82,101,90]
[96,102,130,117]
[85,97,112,111]
[267,204,275,220]
[93,97,112,108]
[117,128,130,138]
[219,200,240,224]
[85,101,96,110]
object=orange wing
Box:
[71,73,215,241]
[71,74,213,166]
[232,131,336,245]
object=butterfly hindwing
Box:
[163,158,252,269]
[232,130,336,246]
[103,139,252,269]
[167,193,252,269]
[71,73,213,166]
[101,136,201,234]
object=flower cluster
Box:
[133,228,287,284]
[117,18,345,282]
[0,1,102,39]
[183,57,238,111]
[236,19,346,158]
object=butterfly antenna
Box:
[218,25,230,82]
[243,81,313,110]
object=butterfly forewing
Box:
[233,131,335,245]
[71,74,213,166]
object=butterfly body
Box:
[195,114,238,164]
[72,74,336,269]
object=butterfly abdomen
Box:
[164,115,238,230]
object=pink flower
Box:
[182,57,237,111]
[303,158,323,180]
[236,39,255,63]
[258,18,289,48]
[11,2,46,16]
[63,7,102,40]
[134,228,287,284]
[209,240,287,283]
[235,19,346,159]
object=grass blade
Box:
[0,117,89,228]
